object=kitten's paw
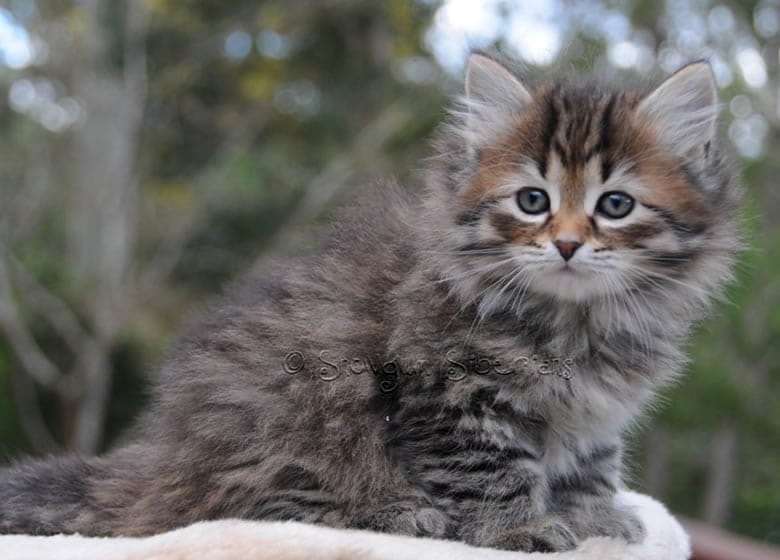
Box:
[355,503,449,537]
[609,508,645,544]
[485,517,579,552]
[577,506,646,544]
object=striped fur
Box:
[0,55,740,552]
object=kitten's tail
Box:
[0,453,127,536]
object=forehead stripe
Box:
[597,93,617,182]
[553,139,570,168]
[537,87,561,178]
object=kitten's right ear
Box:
[462,54,532,148]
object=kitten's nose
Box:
[554,240,582,261]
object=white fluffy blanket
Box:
[1,491,690,560]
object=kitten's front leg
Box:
[460,460,581,552]
[548,443,645,544]
[566,495,645,544]
[480,514,580,552]
[351,496,450,538]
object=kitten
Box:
[0,54,740,552]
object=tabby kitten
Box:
[0,54,740,552]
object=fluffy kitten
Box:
[0,54,740,552]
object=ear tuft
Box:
[638,62,718,157]
[460,54,532,148]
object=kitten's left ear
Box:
[462,54,532,148]
[638,62,718,157]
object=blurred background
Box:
[0,0,777,554]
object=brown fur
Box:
[0,56,740,553]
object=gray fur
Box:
[0,59,740,552]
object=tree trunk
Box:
[701,423,739,527]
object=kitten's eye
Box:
[596,191,634,219]
[516,187,550,215]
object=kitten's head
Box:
[424,54,740,314]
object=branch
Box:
[2,152,52,244]
[71,337,111,454]
[135,215,199,301]
[0,255,66,391]
[7,253,94,355]
[267,101,418,253]
[9,367,62,454]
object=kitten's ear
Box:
[638,62,718,157]
[462,54,532,147]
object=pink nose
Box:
[554,240,582,261]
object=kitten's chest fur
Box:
[387,374,610,527]
[387,272,678,432]
[383,275,679,521]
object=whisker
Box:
[434,256,517,284]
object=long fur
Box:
[0,56,741,553]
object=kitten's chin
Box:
[529,268,606,302]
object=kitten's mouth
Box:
[556,263,598,279]
[558,263,578,273]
